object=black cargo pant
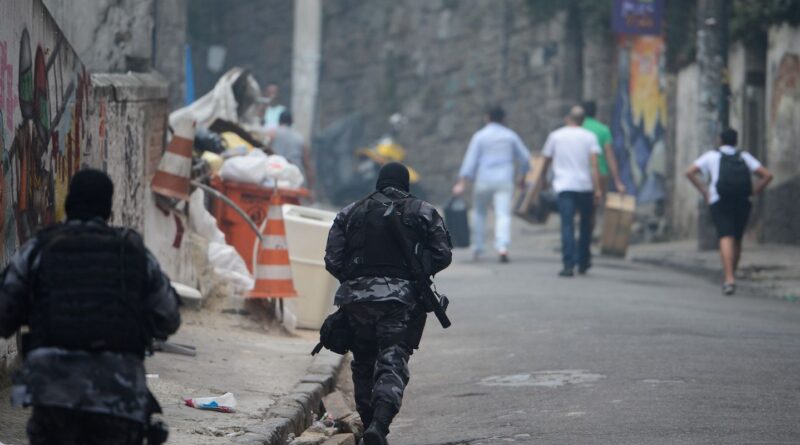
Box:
[27,406,144,445]
[344,300,426,430]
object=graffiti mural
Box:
[611,35,668,205]
[0,0,93,263]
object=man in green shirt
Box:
[582,101,626,195]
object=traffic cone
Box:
[249,193,297,299]
[151,118,195,201]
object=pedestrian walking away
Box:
[685,128,773,295]
[452,106,531,263]
[268,110,316,189]
[0,169,182,445]
[582,100,626,196]
[540,105,603,277]
[324,162,453,445]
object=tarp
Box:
[169,67,262,135]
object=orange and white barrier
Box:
[249,193,298,299]
[152,118,195,201]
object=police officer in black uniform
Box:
[0,169,181,445]
[325,162,452,445]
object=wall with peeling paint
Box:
[762,25,800,244]
[669,25,800,245]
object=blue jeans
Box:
[557,191,594,270]
[472,181,514,254]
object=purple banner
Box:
[612,0,663,35]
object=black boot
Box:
[362,404,392,445]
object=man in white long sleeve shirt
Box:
[453,107,531,263]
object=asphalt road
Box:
[390,229,800,445]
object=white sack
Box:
[189,189,226,244]
[208,242,254,293]
[219,150,268,184]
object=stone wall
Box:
[188,0,294,101]
[316,0,614,203]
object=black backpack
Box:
[717,150,752,200]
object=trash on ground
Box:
[183,392,237,413]
[153,340,198,357]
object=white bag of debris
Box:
[189,189,226,244]
[219,149,268,184]
[263,155,305,189]
[189,190,254,292]
[208,244,254,292]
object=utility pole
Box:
[695,0,729,251]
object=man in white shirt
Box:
[540,106,602,277]
[685,128,773,295]
[453,106,531,263]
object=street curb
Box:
[236,351,345,445]
[630,256,781,300]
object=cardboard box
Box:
[600,192,636,257]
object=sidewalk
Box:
[146,309,317,444]
[0,306,343,445]
[628,240,800,300]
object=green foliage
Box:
[731,0,800,45]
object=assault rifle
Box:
[383,202,452,329]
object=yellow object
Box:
[406,165,420,183]
[201,151,224,174]
[375,138,406,162]
[220,132,254,151]
[354,137,420,183]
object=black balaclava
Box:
[375,162,410,192]
[65,169,114,221]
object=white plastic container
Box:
[281,205,339,329]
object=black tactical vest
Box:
[344,191,425,280]
[27,222,151,357]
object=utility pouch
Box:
[406,306,427,350]
[146,420,168,445]
[145,390,168,445]
[19,331,31,357]
[311,307,351,355]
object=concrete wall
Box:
[43,0,187,110]
[671,64,701,239]
[154,0,188,110]
[762,25,800,244]
[43,0,156,72]
[316,1,614,203]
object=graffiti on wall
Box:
[611,35,668,205]
[0,5,92,263]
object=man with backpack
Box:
[0,169,181,444]
[685,128,773,295]
[324,162,452,445]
